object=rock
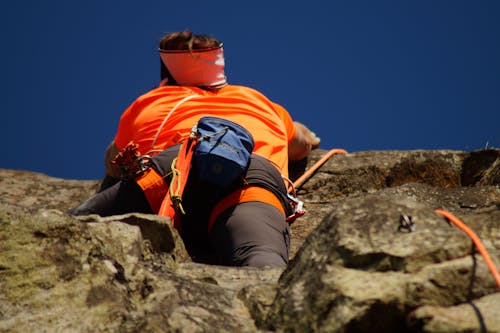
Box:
[76,213,191,263]
[0,169,99,212]
[408,293,500,333]
[462,149,500,186]
[0,148,499,332]
[265,191,499,332]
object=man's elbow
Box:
[288,140,312,161]
[288,122,320,161]
[104,141,121,178]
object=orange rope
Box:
[435,209,500,289]
[293,148,348,189]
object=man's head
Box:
[159,30,227,89]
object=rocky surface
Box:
[0,149,499,332]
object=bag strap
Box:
[149,93,199,154]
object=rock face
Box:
[1,149,499,333]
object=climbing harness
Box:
[135,167,169,213]
[159,125,198,231]
[434,209,500,289]
[208,186,287,232]
[158,117,255,231]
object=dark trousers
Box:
[70,146,291,267]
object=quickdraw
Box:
[286,193,306,223]
[111,141,152,179]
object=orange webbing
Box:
[293,148,348,189]
[158,138,196,231]
[435,209,500,289]
[208,186,286,233]
[135,167,168,213]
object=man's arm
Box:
[288,121,321,161]
[104,140,121,179]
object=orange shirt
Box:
[115,85,296,177]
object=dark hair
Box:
[159,30,222,82]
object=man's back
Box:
[115,84,296,176]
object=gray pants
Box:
[211,201,290,266]
[70,145,291,267]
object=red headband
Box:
[159,46,227,89]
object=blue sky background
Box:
[1,1,499,180]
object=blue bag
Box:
[193,116,254,188]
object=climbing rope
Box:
[435,209,500,289]
[282,148,347,223]
[293,148,348,189]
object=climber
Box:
[69,30,320,267]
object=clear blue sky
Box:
[1,1,499,180]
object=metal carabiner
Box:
[287,193,304,213]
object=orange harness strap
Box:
[135,167,168,213]
[158,135,197,231]
[208,186,286,233]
